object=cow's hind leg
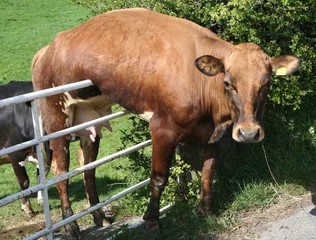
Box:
[10,153,35,218]
[37,139,52,212]
[78,136,108,227]
[143,117,180,231]
[198,144,218,215]
[50,137,81,239]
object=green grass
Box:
[0,0,92,82]
[1,0,316,239]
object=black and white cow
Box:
[0,81,51,218]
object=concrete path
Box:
[259,204,316,240]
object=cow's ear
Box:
[195,55,224,76]
[271,55,301,76]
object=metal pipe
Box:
[0,110,130,156]
[0,140,152,207]
[0,80,164,240]
[31,100,53,240]
[0,80,94,108]
[23,178,151,240]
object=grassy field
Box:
[0,0,316,239]
[0,0,92,82]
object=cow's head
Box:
[195,43,300,143]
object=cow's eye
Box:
[223,80,235,91]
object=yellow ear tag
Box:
[276,66,287,76]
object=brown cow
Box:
[32,8,300,238]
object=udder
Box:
[73,105,113,142]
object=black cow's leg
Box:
[143,117,179,230]
[50,137,81,239]
[35,167,44,212]
[78,136,108,227]
[10,154,35,218]
[198,144,218,215]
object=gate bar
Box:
[0,80,94,108]
[31,99,53,240]
[24,177,152,240]
[0,140,152,207]
[0,110,130,156]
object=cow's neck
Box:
[198,38,233,125]
[199,74,231,124]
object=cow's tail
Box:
[39,115,52,176]
[31,45,52,175]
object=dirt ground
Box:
[0,192,314,240]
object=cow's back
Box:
[33,8,228,124]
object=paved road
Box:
[259,204,316,240]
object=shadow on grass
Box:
[45,174,128,206]
[0,170,127,201]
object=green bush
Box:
[73,0,315,109]
[118,116,202,214]
[72,0,316,221]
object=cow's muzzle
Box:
[232,124,264,143]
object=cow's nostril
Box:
[238,128,260,142]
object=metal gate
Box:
[0,80,163,239]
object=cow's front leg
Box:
[78,136,108,227]
[143,118,179,230]
[198,144,218,215]
[51,137,80,239]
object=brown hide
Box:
[33,9,233,136]
[32,8,300,238]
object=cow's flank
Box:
[32,8,300,239]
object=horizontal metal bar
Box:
[127,204,173,230]
[0,110,130,157]
[0,80,94,108]
[0,80,157,240]
[24,177,151,240]
[0,140,152,208]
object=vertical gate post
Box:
[31,99,53,240]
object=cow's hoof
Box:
[145,218,160,231]
[198,206,213,216]
[62,208,81,239]
[39,205,44,213]
[22,201,36,218]
[23,209,36,218]
[64,222,81,240]
[38,200,44,213]
[92,209,110,227]
[145,220,161,239]
[199,196,213,216]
